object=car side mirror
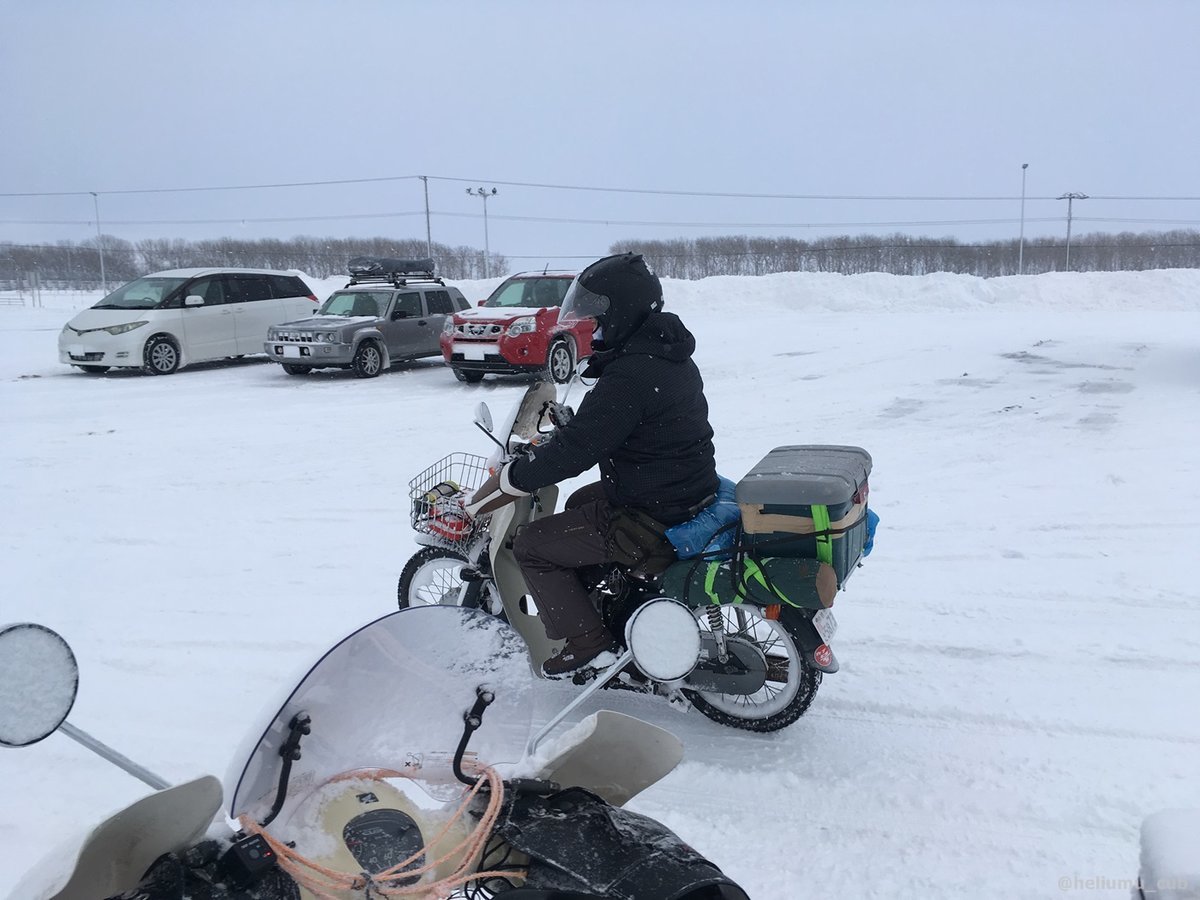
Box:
[477,300,486,307]
[184,295,204,307]
[392,310,409,320]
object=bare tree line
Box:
[0,236,508,290]
[613,230,1200,279]
[3,229,1199,291]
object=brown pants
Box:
[512,482,613,641]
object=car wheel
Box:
[281,364,310,376]
[546,337,575,384]
[453,367,484,384]
[142,336,180,375]
[352,341,383,378]
[78,365,110,374]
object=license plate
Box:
[812,608,837,643]
[454,342,487,361]
[282,346,301,358]
[68,344,86,358]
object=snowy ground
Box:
[2,269,1199,898]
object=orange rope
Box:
[237,764,522,899]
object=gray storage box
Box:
[736,445,872,587]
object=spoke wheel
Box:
[397,547,472,608]
[685,606,820,732]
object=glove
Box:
[464,459,530,518]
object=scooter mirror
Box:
[0,622,79,748]
[473,402,493,433]
[624,599,702,683]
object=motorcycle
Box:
[397,381,875,733]
[0,611,749,900]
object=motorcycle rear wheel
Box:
[685,606,820,733]
[398,547,476,609]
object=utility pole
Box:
[420,175,432,259]
[90,192,107,295]
[1018,163,1029,275]
[465,186,497,278]
[1057,192,1088,271]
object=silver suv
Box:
[265,258,469,378]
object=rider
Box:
[465,252,719,677]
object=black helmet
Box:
[559,252,663,348]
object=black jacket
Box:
[508,312,718,526]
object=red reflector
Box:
[813,644,833,668]
[762,604,781,620]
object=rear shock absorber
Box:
[706,605,729,663]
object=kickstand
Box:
[525,649,634,758]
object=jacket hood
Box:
[585,311,695,373]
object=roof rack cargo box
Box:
[346,256,443,287]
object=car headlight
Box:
[507,316,537,336]
[442,319,456,335]
[320,332,340,343]
[102,321,149,336]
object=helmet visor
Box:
[557,277,609,328]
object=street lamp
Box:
[465,186,498,278]
[1018,163,1028,275]
[1056,192,1088,271]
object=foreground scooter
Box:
[0,611,748,900]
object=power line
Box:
[0,211,1067,230]
[5,172,1200,202]
[0,175,423,199]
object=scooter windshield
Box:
[226,606,532,823]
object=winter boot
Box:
[542,626,619,679]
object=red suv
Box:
[440,271,591,384]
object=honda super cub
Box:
[0,612,748,900]
[397,381,876,734]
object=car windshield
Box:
[319,291,388,317]
[484,278,569,309]
[91,277,189,310]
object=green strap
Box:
[704,561,724,605]
[744,557,790,605]
[812,505,834,566]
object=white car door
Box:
[225,274,284,355]
[177,276,237,362]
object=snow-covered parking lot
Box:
[2,269,1199,898]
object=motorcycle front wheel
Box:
[685,606,821,733]
[398,547,477,609]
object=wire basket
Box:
[408,452,491,542]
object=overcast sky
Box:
[2,0,1198,269]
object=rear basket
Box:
[408,452,490,543]
[736,445,872,588]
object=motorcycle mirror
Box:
[0,622,79,748]
[624,599,702,682]
[473,402,493,433]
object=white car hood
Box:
[65,308,154,330]
[456,306,548,323]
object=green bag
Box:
[661,554,834,610]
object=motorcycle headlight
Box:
[102,321,148,336]
[507,316,537,336]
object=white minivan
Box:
[58,268,319,375]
